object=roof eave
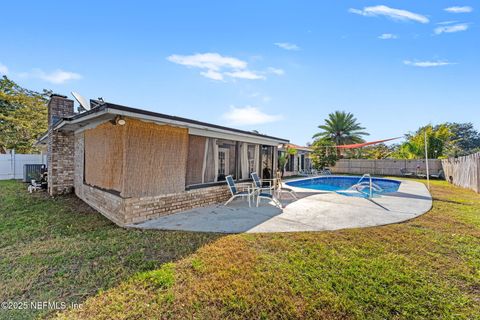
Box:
[52,103,289,145]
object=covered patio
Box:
[132,178,432,233]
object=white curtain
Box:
[240,143,249,179]
[213,139,219,181]
[201,138,208,183]
[254,145,260,175]
[273,147,278,173]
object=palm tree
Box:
[312,111,369,156]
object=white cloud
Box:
[436,20,458,25]
[434,23,468,34]
[267,67,285,75]
[18,69,82,84]
[403,60,455,67]
[167,52,266,81]
[349,5,429,23]
[444,6,473,13]
[378,33,398,39]
[222,105,283,126]
[0,63,8,75]
[167,53,246,71]
[274,42,300,51]
[224,70,265,80]
[38,69,82,84]
[200,69,224,81]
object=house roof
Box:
[279,143,313,152]
[44,100,289,146]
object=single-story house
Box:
[40,94,288,226]
[278,143,313,176]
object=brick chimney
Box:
[48,94,73,126]
[47,94,75,195]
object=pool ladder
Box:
[349,174,383,198]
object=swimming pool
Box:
[286,176,401,197]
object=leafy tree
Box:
[443,122,480,156]
[312,111,369,156]
[278,147,297,176]
[393,124,452,159]
[0,76,50,153]
[311,139,338,169]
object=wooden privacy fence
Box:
[441,152,480,193]
[330,159,442,176]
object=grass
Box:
[1,179,479,319]
[0,180,220,320]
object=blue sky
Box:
[1,1,479,145]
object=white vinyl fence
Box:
[441,152,480,193]
[0,152,47,180]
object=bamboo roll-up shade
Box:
[186,135,206,186]
[84,121,124,192]
[121,119,189,197]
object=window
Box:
[217,148,229,180]
[261,145,275,179]
[186,136,238,186]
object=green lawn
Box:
[1,179,479,319]
[0,180,220,320]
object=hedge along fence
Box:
[330,159,442,176]
[441,152,480,193]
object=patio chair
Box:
[416,171,427,179]
[274,171,297,200]
[224,175,254,207]
[430,169,444,179]
[321,168,332,175]
[297,169,308,176]
[251,172,282,208]
[251,172,275,194]
[400,168,414,177]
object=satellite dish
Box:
[71,91,91,111]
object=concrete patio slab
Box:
[131,178,432,233]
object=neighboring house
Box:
[39,95,288,226]
[278,143,313,176]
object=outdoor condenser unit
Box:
[23,164,46,182]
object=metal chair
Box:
[224,175,254,207]
[251,172,282,208]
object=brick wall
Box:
[81,184,125,226]
[123,185,231,224]
[47,95,75,196]
[48,130,75,195]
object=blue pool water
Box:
[286,176,401,197]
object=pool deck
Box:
[131,178,432,233]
